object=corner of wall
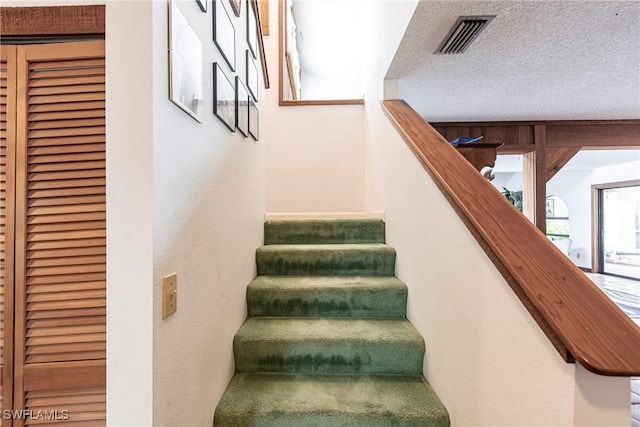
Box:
[106,1,154,425]
[383,79,400,100]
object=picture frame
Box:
[213,0,236,71]
[229,0,240,17]
[236,76,249,137]
[249,97,258,141]
[168,0,204,122]
[246,49,258,101]
[246,0,258,59]
[196,0,207,12]
[213,63,236,132]
[546,198,555,217]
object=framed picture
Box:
[246,50,258,101]
[236,76,249,137]
[213,63,236,131]
[196,0,207,12]
[213,0,236,71]
[546,198,555,217]
[169,0,204,122]
[246,0,258,59]
[229,0,240,17]
[249,97,258,141]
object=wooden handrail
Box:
[382,99,640,376]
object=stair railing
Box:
[382,99,640,376]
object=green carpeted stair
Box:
[214,218,449,426]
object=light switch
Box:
[162,273,177,319]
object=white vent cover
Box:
[435,16,495,54]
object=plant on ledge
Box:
[502,188,523,212]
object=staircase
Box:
[214,218,449,426]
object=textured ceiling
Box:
[387,1,640,121]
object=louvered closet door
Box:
[1,44,17,424]
[14,41,105,426]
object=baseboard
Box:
[578,266,593,273]
[265,211,385,220]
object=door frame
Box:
[0,7,104,426]
[591,179,640,277]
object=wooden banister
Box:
[382,99,640,376]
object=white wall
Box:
[151,0,266,426]
[106,2,155,425]
[362,1,629,425]
[361,0,421,209]
[264,0,365,213]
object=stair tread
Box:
[234,318,424,373]
[247,276,407,318]
[236,317,422,343]
[214,372,449,427]
[256,244,396,276]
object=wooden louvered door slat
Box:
[14,41,105,427]
[1,44,18,427]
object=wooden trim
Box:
[285,52,298,101]
[522,151,536,225]
[280,99,364,106]
[591,179,640,190]
[382,99,640,376]
[1,44,17,427]
[252,0,270,89]
[13,45,29,416]
[278,0,285,102]
[591,186,601,275]
[522,126,549,233]
[0,6,105,36]
[259,0,269,35]
[278,0,363,105]
[533,125,547,232]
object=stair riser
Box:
[265,219,385,244]
[234,341,424,374]
[247,287,407,318]
[256,248,396,276]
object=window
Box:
[546,195,570,239]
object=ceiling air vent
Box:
[435,15,495,54]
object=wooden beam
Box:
[546,147,581,181]
[433,120,640,149]
[0,6,105,36]
[547,123,640,147]
[533,126,548,233]
[523,126,547,233]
